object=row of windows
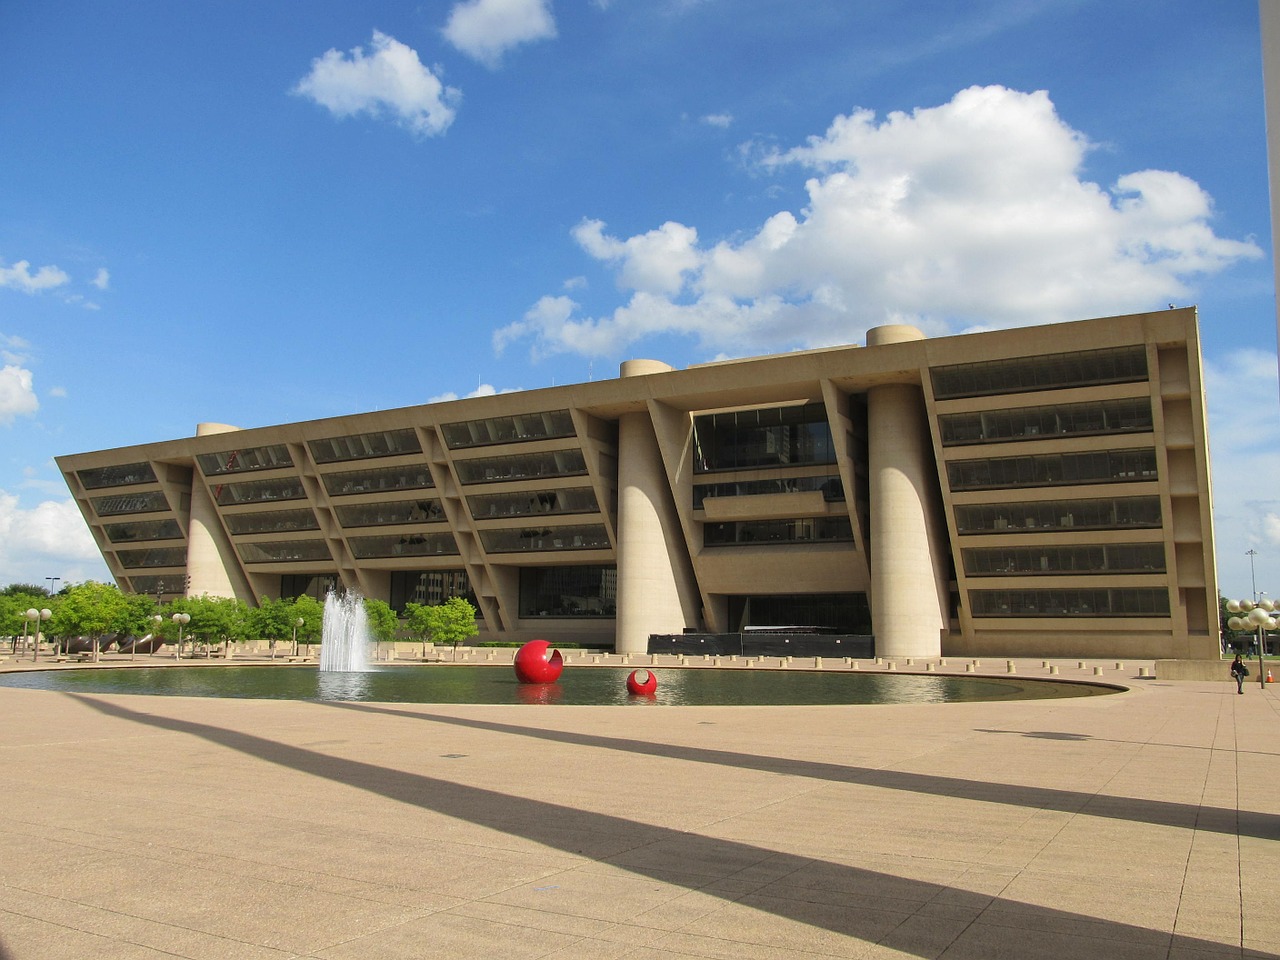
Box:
[240,540,333,564]
[197,444,293,476]
[938,398,1153,446]
[693,403,835,473]
[349,533,459,559]
[455,449,588,485]
[92,491,170,516]
[441,409,576,449]
[128,575,187,598]
[693,475,845,508]
[224,509,319,536]
[468,486,599,519]
[323,465,433,496]
[704,517,854,546]
[309,428,422,464]
[946,449,1157,491]
[931,345,1148,400]
[77,462,156,489]
[961,543,1165,577]
[969,587,1170,617]
[215,477,306,506]
[954,497,1162,534]
[335,499,444,528]
[104,519,183,543]
[118,546,188,569]
[520,564,617,618]
[478,524,611,553]
[389,569,477,614]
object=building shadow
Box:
[327,701,1280,841]
[73,694,1269,959]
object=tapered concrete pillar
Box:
[186,422,243,599]
[866,326,947,657]
[615,360,698,654]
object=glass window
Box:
[77,462,156,489]
[128,575,187,598]
[939,398,1153,446]
[281,573,340,601]
[224,509,320,536]
[335,499,444,527]
[931,346,1148,399]
[118,546,188,569]
[455,449,588,484]
[104,519,183,543]
[214,476,306,505]
[954,496,1162,534]
[961,543,1165,576]
[441,409,576,448]
[91,490,169,516]
[239,540,332,563]
[389,570,478,614]
[197,444,293,475]
[946,448,1157,491]
[969,587,1170,617]
[348,533,459,559]
[739,593,871,634]
[703,516,854,546]
[322,464,434,496]
[309,428,422,464]
[519,565,617,618]
[480,524,611,553]
[692,403,834,473]
[468,487,599,519]
[693,475,844,507]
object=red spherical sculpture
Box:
[626,669,657,696]
[513,640,564,684]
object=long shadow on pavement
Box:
[74,694,1265,960]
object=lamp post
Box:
[292,617,304,657]
[44,577,60,654]
[1226,596,1276,689]
[25,608,51,662]
[142,614,163,662]
[172,612,190,659]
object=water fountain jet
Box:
[319,590,372,673]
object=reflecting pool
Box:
[0,664,1118,706]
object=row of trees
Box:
[1,582,477,659]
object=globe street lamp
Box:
[292,617,304,657]
[172,612,190,659]
[25,608,51,662]
[1225,597,1276,689]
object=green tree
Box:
[291,595,324,653]
[249,596,296,659]
[405,597,478,660]
[363,597,399,646]
[48,581,130,662]
[2,590,50,652]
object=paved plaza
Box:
[1,658,1278,959]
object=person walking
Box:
[1231,654,1248,694]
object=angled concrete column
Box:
[186,422,244,599]
[866,326,946,658]
[615,360,698,654]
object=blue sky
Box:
[1,0,1276,601]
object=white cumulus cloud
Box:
[497,85,1262,360]
[701,113,733,129]
[293,31,460,138]
[443,0,556,67]
[0,259,70,294]
[0,365,39,425]
[91,268,110,290]
[0,490,107,587]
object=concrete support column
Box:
[615,360,697,654]
[186,422,242,599]
[866,326,946,658]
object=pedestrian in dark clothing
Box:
[1231,655,1248,694]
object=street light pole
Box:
[1226,596,1276,689]
[25,608,51,662]
[172,612,190,659]
[44,577,60,654]
[1247,549,1259,601]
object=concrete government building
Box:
[57,308,1218,660]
